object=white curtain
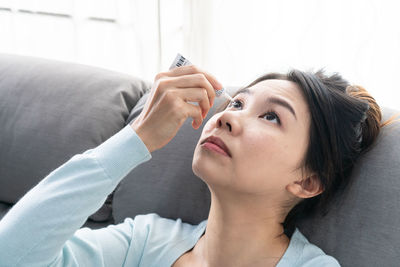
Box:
[185,0,400,110]
[0,0,163,81]
[0,0,399,109]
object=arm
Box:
[0,124,151,267]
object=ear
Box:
[286,174,324,199]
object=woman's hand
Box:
[130,65,222,153]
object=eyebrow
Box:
[235,87,297,120]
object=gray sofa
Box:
[0,53,399,266]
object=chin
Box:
[192,148,231,188]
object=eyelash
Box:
[227,98,281,125]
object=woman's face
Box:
[192,79,311,199]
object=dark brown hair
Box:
[215,69,398,238]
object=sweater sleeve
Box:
[0,124,152,267]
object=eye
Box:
[262,111,281,125]
[227,99,243,109]
[227,98,281,125]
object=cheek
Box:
[231,134,275,185]
[242,132,284,162]
[233,133,299,192]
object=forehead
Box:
[247,79,302,100]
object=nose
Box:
[217,118,232,131]
[216,113,234,132]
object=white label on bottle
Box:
[169,53,192,70]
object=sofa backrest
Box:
[297,108,400,266]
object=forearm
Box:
[0,125,151,267]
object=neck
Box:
[193,189,290,267]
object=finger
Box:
[171,88,210,119]
[158,74,215,107]
[181,100,204,129]
[154,71,169,81]
[168,64,222,92]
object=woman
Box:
[0,65,390,266]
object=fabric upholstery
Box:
[0,202,11,219]
[297,107,400,266]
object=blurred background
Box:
[0,0,399,109]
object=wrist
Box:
[130,123,153,153]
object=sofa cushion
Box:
[296,107,400,266]
[0,202,11,220]
[0,54,151,224]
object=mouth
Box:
[200,135,232,157]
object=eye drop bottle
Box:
[169,53,233,102]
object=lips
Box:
[201,136,231,157]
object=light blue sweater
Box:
[0,125,340,267]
